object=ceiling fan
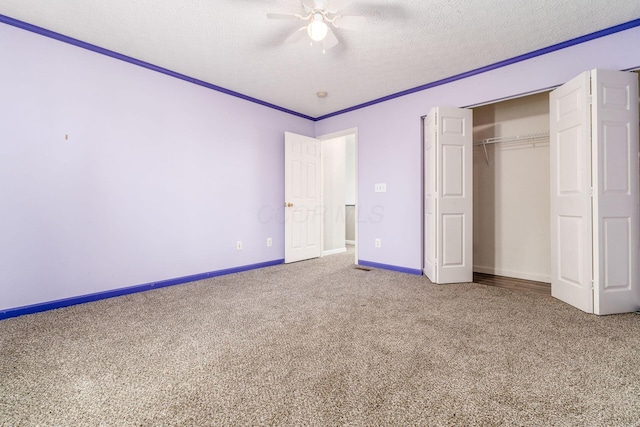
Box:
[267,0,366,52]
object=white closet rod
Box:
[473,130,550,146]
[474,130,550,166]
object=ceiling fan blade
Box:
[333,15,366,30]
[326,0,352,13]
[285,26,308,43]
[323,27,339,50]
[267,12,300,20]
[301,0,315,9]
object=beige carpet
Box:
[1,248,639,426]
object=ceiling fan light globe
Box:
[308,20,328,41]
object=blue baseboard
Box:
[0,259,284,321]
[358,260,423,276]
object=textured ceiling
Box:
[0,0,639,118]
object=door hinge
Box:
[587,95,593,105]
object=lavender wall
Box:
[315,25,640,272]
[0,23,313,311]
[2,20,640,313]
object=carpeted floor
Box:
[1,248,639,426]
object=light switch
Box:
[375,183,387,192]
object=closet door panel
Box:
[550,72,594,313]
[592,69,640,315]
[442,214,464,266]
[424,111,438,282]
[436,107,473,284]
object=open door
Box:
[284,132,322,263]
[550,69,639,314]
[549,71,593,312]
[424,113,438,282]
[592,69,639,314]
[423,107,473,284]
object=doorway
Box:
[318,128,359,265]
[472,91,552,284]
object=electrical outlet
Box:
[375,238,381,248]
[267,237,272,247]
[236,241,242,250]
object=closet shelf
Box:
[474,131,550,166]
[473,130,550,147]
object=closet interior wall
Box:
[472,92,551,283]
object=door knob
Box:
[284,202,294,207]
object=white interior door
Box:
[285,132,321,263]
[591,69,639,315]
[550,72,594,313]
[550,69,639,314]
[424,107,473,284]
[424,111,437,282]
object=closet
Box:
[423,101,546,286]
[471,69,639,315]
[426,69,640,315]
[472,91,552,284]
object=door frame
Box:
[317,127,359,265]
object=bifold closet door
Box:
[550,69,639,314]
[550,72,593,312]
[424,107,473,284]
[424,112,437,282]
[591,69,639,314]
